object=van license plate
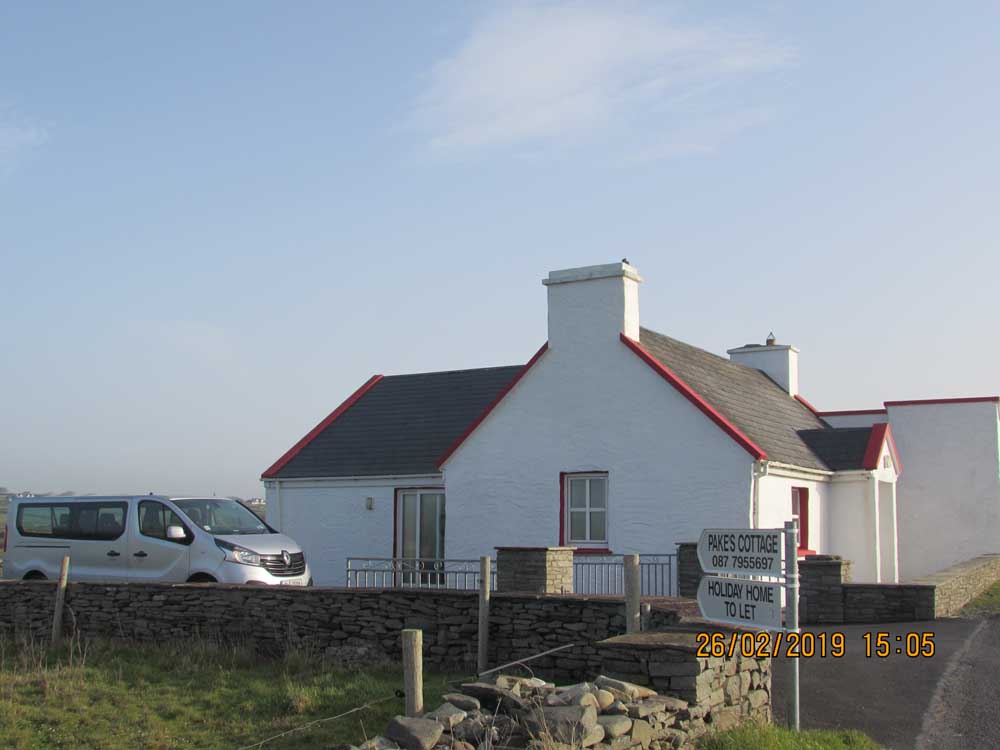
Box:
[279,579,305,586]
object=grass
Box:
[699,725,880,750]
[0,636,463,750]
[962,579,1000,616]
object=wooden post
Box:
[624,554,641,634]
[51,556,70,645]
[402,628,423,717]
[477,555,491,674]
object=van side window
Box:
[16,502,127,541]
[139,501,190,544]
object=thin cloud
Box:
[0,108,47,172]
[409,3,793,160]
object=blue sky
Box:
[2,2,998,498]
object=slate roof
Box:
[638,327,869,471]
[266,365,523,478]
[265,328,874,479]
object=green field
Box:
[698,725,879,750]
[0,636,879,750]
[0,637,461,750]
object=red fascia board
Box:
[436,343,549,469]
[794,394,821,415]
[260,374,384,479]
[620,333,768,461]
[884,396,1000,407]
[862,423,902,472]
[817,408,887,416]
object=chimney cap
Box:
[543,262,643,286]
[766,332,776,346]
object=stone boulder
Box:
[384,716,443,750]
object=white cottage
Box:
[263,262,902,585]
[818,398,1000,581]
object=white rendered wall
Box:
[827,476,878,582]
[821,413,888,429]
[264,475,442,585]
[442,338,754,561]
[756,473,829,552]
[727,346,799,396]
[890,402,1000,580]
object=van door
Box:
[72,501,130,581]
[14,501,128,581]
[129,500,192,582]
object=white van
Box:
[1,495,312,586]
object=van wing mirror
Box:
[166,525,187,541]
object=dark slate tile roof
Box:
[269,365,524,478]
[638,327,868,471]
[797,428,873,471]
[270,327,872,479]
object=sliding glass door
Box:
[398,490,445,585]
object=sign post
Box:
[696,524,800,731]
[784,521,800,731]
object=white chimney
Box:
[543,261,642,350]
[727,335,799,396]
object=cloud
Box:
[0,108,47,171]
[409,2,792,160]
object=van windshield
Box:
[172,499,271,536]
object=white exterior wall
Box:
[820,413,888,429]
[827,476,877,581]
[264,475,443,585]
[890,401,1000,580]
[756,471,830,552]
[442,335,754,560]
[727,345,799,396]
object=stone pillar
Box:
[676,543,703,599]
[799,555,851,624]
[495,547,575,594]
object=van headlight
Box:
[215,539,260,566]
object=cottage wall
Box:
[889,401,1000,580]
[264,475,443,585]
[442,337,753,560]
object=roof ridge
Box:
[639,326,759,372]
[382,363,524,379]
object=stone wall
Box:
[801,553,1000,624]
[595,631,771,731]
[496,547,575,594]
[914,553,1000,617]
[367,631,770,750]
[675,544,701,599]
[0,580,695,679]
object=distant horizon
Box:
[3,3,998,498]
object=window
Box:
[16,502,127,541]
[566,474,608,545]
[791,487,810,554]
[139,501,191,544]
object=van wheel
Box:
[187,573,217,583]
[24,571,47,581]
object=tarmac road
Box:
[770,618,1000,750]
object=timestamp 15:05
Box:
[863,632,936,658]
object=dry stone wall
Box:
[800,553,1000,624]
[365,636,770,750]
[0,581,690,678]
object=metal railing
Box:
[573,553,677,596]
[346,557,495,590]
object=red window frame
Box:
[791,487,815,556]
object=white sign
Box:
[697,528,782,577]
[697,575,783,630]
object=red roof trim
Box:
[620,333,767,461]
[261,374,384,479]
[436,343,549,469]
[884,396,999,407]
[817,408,887,417]
[794,394,821,415]
[862,422,902,472]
